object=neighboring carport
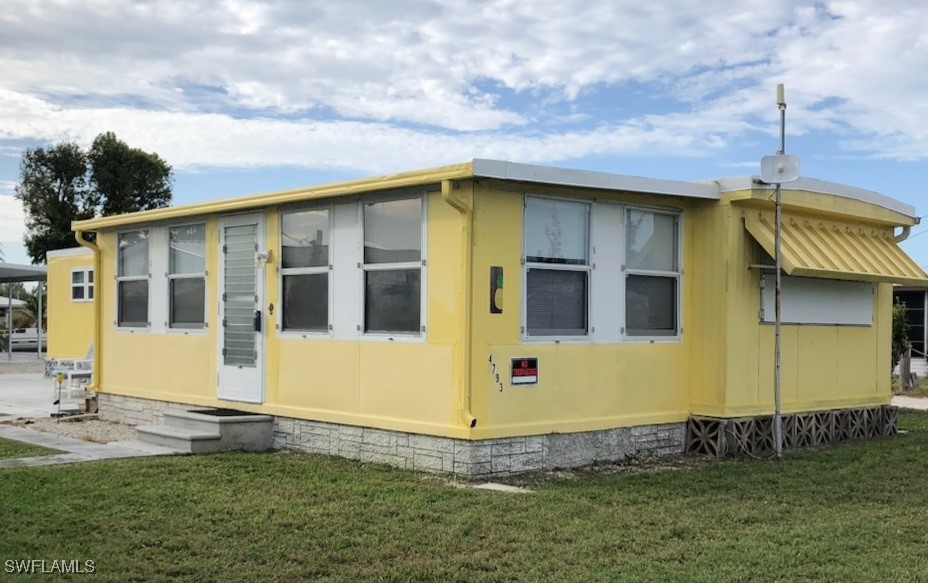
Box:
[0,263,48,361]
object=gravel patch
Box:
[0,416,136,443]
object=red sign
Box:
[511,358,538,385]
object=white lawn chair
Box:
[45,343,93,379]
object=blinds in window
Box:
[118,231,149,276]
[524,198,589,264]
[170,224,206,274]
[526,269,588,335]
[626,275,676,335]
[626,210,676,271]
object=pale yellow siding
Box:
[68,166,912,440]
[47,250,95,358]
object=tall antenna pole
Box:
[774,83,786,460]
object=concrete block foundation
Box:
[97,393,685,477]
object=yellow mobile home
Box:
[46,247,95,360]
[66,160,926,474]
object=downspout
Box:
[75,231,101,391]
[442,179,477,429]
[895,225,911,243]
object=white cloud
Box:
[0,195,26,245]
[0,0,926,170]
[0,88,748,174]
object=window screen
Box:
[625,209,681,337]
[362,198,423,334]
[523,196,591,337]
[117,231,149,327]
[281,208,331,332]
[168,224,206,328]
[526,269,588,336]
[524,197,589,264]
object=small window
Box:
[281,209,330,332]
[625,209,680,336]
[168,224,206,329]
[362,198,422,334]
[71,268,94,301]
[117,230,150,327]
[523,196,590,337]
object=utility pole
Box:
[760,83,800,460]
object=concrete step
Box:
[164,410,274,434]
[136,425,222,454]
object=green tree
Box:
[86,132,173,216]
[15,133,173,263]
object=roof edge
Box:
[47,246,93,259]
[73,161,475,231]
[715,176,916,218]
[472,159,720,199]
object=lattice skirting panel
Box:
[686,405,899,457]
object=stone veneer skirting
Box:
[97,393,685,477]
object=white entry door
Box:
[217,213,265,403]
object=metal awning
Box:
[0,263,47,361]
[0,263,47,283]
[744,211,928,285]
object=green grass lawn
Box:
[0,436,61,460]
[3,414,928,582]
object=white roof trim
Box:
[47,247,93,259]
[714,176,915,218]
[472,159,720,200]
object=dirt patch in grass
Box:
[0,416,135,443]
[488,452,717,489]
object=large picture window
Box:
[71,268,93,301]
[625,209,680,336]
[524,196,590,337]
[117,230,149,328]
[168,224,206,329]
[281,208,330,332]
[362,197,422,334]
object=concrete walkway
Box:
[0,372,68,418]
[0,371,180,468]
[0,423,179,468]
[892,395,928,411]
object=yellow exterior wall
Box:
[468,181,698,438]
[96,191,467,437]
[89,177,901,440]
[689,195,892,417]
[47,250,95,358]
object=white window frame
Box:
[115,229,151,330]
[521,194,592,342]
[278,204,333,338]
[71,268,94,302]
[167,222,207,331]
[623,205,683,340]
[360,192,427,341]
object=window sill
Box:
[278,330,333,340]
[164,327,208,336]
[521,336,683,344]
[361,332,425,343]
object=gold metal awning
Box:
[744,211,928,285]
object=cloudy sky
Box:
[2,0,928,267]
